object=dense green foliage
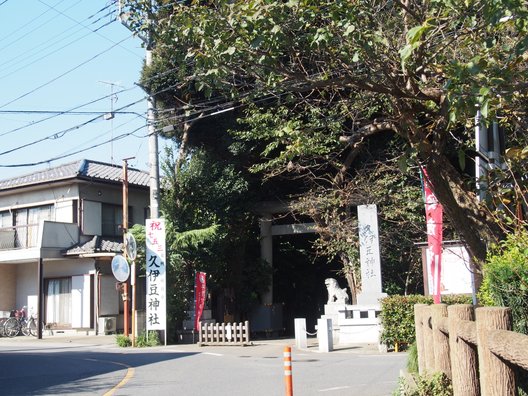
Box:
[123,0,528,325]
[380,295,473,347]
[479,230,528,334]
[160,148,271,334]
[127,0,528,266]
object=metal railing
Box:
[0,224,39,250]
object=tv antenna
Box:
[99,81,123,165]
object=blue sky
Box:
[0,0,169,179]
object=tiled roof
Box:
[0,159,150,190]
[64,235,123,256]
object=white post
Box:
[294,318,307,349]
[318,318,333,352]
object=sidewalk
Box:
[0,333,386,355]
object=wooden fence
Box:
[198,321,251,346]
[414,304,528,395]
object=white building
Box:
[0,159,149,335]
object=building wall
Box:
[16,262,37,313]
[0,184,79,212]
[0,264,16,311]
[80,184,149,227]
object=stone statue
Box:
[325,278,350,304]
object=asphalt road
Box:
[0,336,407,395]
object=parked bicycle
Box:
[3,307,38,337]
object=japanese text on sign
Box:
[146,219,166,331]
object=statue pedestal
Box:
[322,303,382,345]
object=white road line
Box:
[203,352,223,356]
[319,386,351,392]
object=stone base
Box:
[322,303,382,345]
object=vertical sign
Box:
[422,169,443,304]
[357,204,383,305]
[194,271,207,331]
[146,218,167,331]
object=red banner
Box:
[423,168,443,304]
[194,271,207,331]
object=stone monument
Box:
[320,204,386,346]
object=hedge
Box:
[379,294,473,348]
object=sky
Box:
[0,0,170,180]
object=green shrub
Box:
[380,295,430,347]
[394,372,453,396]
[380,294,473,348]
[407,342,418,374]
[136,330,161,347]
[116,334,132,347]
[479,231,528,334]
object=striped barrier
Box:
[283,346,293,395]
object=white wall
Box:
[15,262,37,312]
[0,184,79,211]
[44,259,95,278]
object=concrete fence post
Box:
[448,304,479,396]
[318,318,333,352]
[476,307,515,396]
[431,304,450,377]
[294,318,307,349]
[414,304,428,375]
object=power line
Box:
[0,97,146,156]
[0,125,146,168]
[0,85,141,137]
[0,35,132,109]
[0,20,115,79]
[0,0,79,51]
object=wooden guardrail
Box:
[198,321,251,346]
[414,304,528,395]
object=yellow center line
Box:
[84,358,135,396]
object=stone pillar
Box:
[356,205,387,305]
[260,214,273,304]
[318,318,333,352]
[294,318,307,349]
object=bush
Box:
[380,294,473,348]
[116,331,161,347]
[479,230,528,334]
[407,342,418,374]
[394,372,452,396]
[380,295,430,347]
[116,334,132,347]
[136,330,161,347]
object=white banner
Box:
[146,218,167,331]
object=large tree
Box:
[126,0,528,271]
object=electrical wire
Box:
[0,96,146,156]
[0,35,132,109]
[0,85,141,137]
[0,0,78,51]
[0,125,146,168]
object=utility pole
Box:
[122,158,129,337]
[119,0,160,218]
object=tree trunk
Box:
[422,152,503,267]
[340,253,358,304]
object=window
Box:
[101,204,123,237]
[13,204,54,248]
[45,277,72,328]
[0,211,11,227]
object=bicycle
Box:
[3,307,38,337]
